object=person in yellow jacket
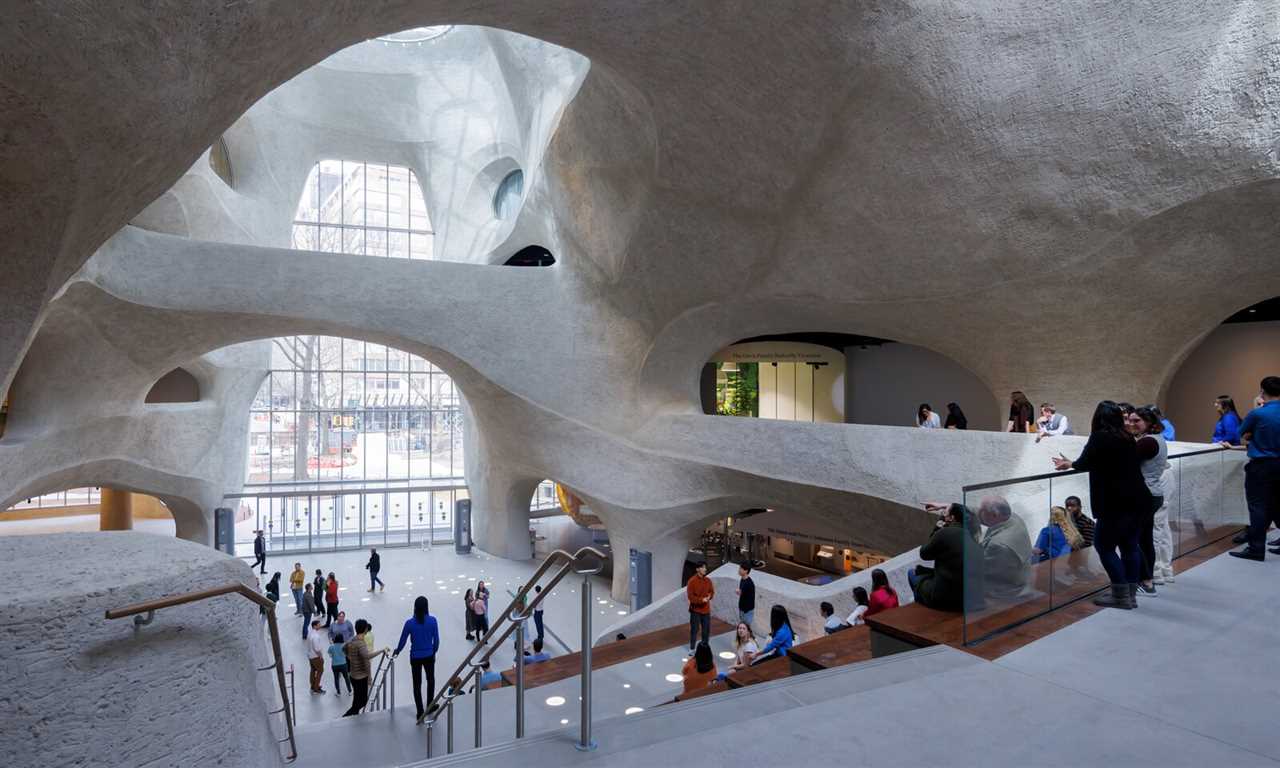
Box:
[289,563,307,616]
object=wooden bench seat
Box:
[673,678,730,702]
[725,655,791,688]
[499,618,733,689]
[787,625,872,672]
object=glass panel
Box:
[317,159,343,224]
[367,492,386,547]
[959,482,1047,646]
[409,231,433,261]
[387,491,409,546]
[317,225,343,253]
[342,161,365,227]
[388,230,409,259]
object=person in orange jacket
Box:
[686,562,714,652]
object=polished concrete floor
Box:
[366,548,1280,768]
[249,545,627,726]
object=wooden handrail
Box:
[106,582,298,762]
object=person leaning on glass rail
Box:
[1227,376,1280,561]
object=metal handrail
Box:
[961,444,1231,492]
[366,649,395,712]
[105,582,298,762]
[420,546,607,749]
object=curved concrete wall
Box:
[0,533,284,768]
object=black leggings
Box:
[343,677,369,716]
[411,656,436,717]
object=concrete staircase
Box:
[293,645,979,768]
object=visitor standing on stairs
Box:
[366,548,384,592]
[687,562,714,652]
[394,595,441,724]
[343,620,387,717]
[1130,406,1170,596]
[1052,401,1151,609]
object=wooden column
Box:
[100,487,134,531]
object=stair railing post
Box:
[470,660,485,749]
[514,610,528,738]
[447,699,455,754]
[575,554,603,752]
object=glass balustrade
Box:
[958,447,1247,645]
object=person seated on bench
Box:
[751,604,795,664]
[846,586,870,626]
[821,601,847,634]
[724,621,758,676]
[1032,506,1083,562]
[979,496,1032,601]
[908,502,984,612]
[681,641,718,695]
[865,569,900,617]
[476,661,502,689]
[521,638,552,664]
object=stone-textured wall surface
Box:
[0,533,284,768]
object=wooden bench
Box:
[672,678,730,702]
[787,625,872,672]
[725,655,791,688]
[865,604,964,657]
[499,618,733,689]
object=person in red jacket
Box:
[686,562,715,651]
[864,568,899,616]
[324,572,340,628]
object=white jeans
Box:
[1153,499,1173,574]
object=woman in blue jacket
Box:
[1212,396,1242,445]
[394,595,441,723]
[753,604,795,663]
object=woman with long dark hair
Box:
[463,588,475,640]
[917,403,941,429]
[753,604,795,663]
[1052,401,1152,609]
[944,402,968,430]
[865,568,899,616]
[1129,406,1171,596]
[1008,391,1035,433]
[681,641,718,694]
[1212,395,1243,445]
[393,595,441,723]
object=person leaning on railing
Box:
[1228,376,1280,561]
[1052,401,1151,609]
[343,619,388,717]
[393,595,440,724]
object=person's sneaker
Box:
[1269,546,1280,555]
[1153,574,1165,585]
[1136,583,1158,597]
[1229,548,1265,562]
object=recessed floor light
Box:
[718,651,735,660]
[625,707,644,715]
[560,718,569,725]
[623,683,631,688]
[545,696,566,706]
[664,674,682,683]
[644,663,652,668]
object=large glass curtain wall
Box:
[245,336,464,484]
[293,160,434,260]
[229,485,468,553]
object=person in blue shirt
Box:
[1152,405,1176,441]
[753,604,795,663]
[1212,395,1243,445]
[327,634,351,696]
[476,660,503,689]
[1229,377,1280,561]
[393,595,441,723]
[1032,506,1081,562]
[521,638,552,664]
